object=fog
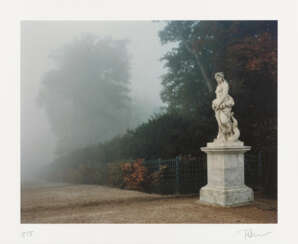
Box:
[21,21,173,182]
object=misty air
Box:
[21,21,277,224]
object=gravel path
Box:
[21,183,277,223]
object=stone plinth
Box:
[199,141,254,207]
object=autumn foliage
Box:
[106,159,170,193]
[120,159,147,190]
[227,32,277,82]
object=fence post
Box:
[258,151,262,189]
[175,156,180,194]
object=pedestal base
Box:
[199,141,254,207]
[200,186,253,207]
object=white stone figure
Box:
[199,72,253,207]
[212,72,240,143]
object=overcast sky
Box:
[21,21,174,178]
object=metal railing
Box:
[142,155,207,194]
[142,151,275,195]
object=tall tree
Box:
[159,21,277,149]
[38,34,132,155]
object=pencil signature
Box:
[236,228,272,240]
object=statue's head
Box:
[215,72,224,83]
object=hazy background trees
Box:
[21,21,171,182]
[38,34,134,155]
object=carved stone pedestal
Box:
[199,141,254,207]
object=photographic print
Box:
[21,20,277,224]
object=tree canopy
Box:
[159,21,277,150]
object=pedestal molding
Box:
[199,142,254,207]
[201,146,251,153]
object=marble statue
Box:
[199,72,253,207]
[212,72,240,143]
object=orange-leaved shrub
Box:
[120,159,148,191]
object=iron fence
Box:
[143,154,207,194]
[142,151,276,196]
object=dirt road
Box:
[21,183,277,223]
